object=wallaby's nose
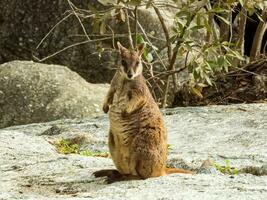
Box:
[127,73,133,79]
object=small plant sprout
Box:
[214,160,239,175]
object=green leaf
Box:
[233,168,239,175]
[97,0,116,6]
[80,150,93,156]
[175,18,186,32]
[204,74,212,86]
[136,34,149,61]
[238,0,244,7]
[88,5,98,14]
[170,35,178,43]
[188,64,194,73]
[225,160,230,168]
[128,0,142,6]
[256,12,264,22]
[215,15,230,25]
[196,13,202,27]
[99,21,106,35]
[203,17,212,33]
[190,25,204,31]
[210,7,230,14]
[190,87,203,98]
[136,34,145,44]
[92,19,100,33]
[193,69,200,79]
[197,83,208,88]
[176,10,189,18]
[226,49,244,60]
[167,144,173,150]
[248,7,256,16]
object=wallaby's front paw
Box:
[103,104,109,113]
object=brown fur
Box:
[93,42,193,183]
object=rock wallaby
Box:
[93,42,193,183]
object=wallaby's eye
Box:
[121,60,127,70]
[136,61,140,66]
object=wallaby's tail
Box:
[165,167,195,175]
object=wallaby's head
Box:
[117,42,145,80]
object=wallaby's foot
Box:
[93,169,124,184]
[106,172,124,184]
[93,169,119,178]
[103,104,109,113]
[106,173,141,184]
[93,169,140,184]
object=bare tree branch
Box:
[34,36,122,62]
[125,8,134,49]
[67,0,91,41]
[236,8,247,56]
[134,6,138,48]
[36,12,73,49]
[250,8,267,61]
[152,4,172,61]
[132,16,167,70]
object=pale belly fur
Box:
[109,103,139,175]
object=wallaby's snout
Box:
[127,72,133,79]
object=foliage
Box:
[90,0,265,105]
[167,144,173,150]
[54,138,108,157]
[214,160,239,175]
[55,138,80,154]
[41,0,266,106]
[80,150,109,157]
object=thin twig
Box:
[236,8,247,55]
[67,0,91,41]
[250,7,267,60]
[132,15,167,70]
[134,6,138,48]
[229,12,233,44]
[152,4,172,61]
[184,51,190,69]
[34,37,116,62]
[264,38,267,55]
[36,12,73,49]
[108,25,116,49]
[232,66,263,76]
[125,8,134,49]
[143,62,164,99]
[147,66,187,81]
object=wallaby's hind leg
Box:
[93,169,120,178]
[93,169,140,184]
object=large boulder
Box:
[0,103,267,199]
[0,61,109,128]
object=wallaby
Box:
[93,42,193,183]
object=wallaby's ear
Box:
[117,41,127,54]
[136,43,145,56]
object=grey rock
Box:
[0,61,109,128]
[1,103,267,199]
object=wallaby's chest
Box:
[112,80,132,107]
[109,80,141,135]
